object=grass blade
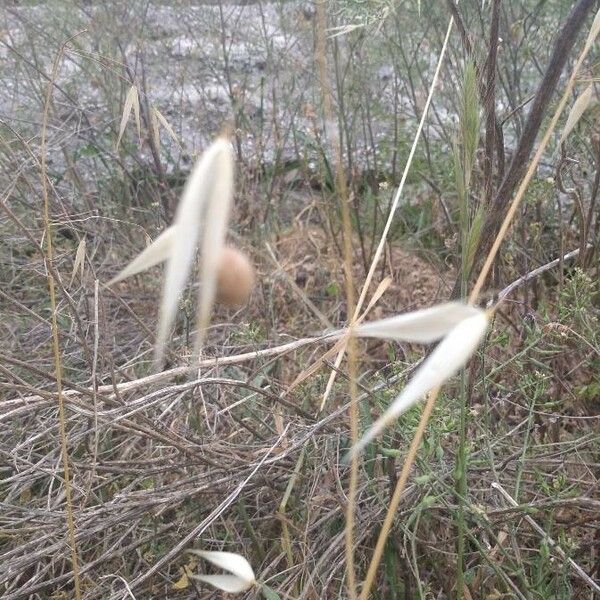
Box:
[149,107,161,154]
[69,237,86,287]
[560,84,594,144]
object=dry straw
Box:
[69,237,86,287]
[150,106,182,152]
[116,85,141,149]
[40,32,87,600]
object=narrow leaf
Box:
[172,569,190,590]
[359,276,392,321]
[355,302,483,344]
[131,86,141,143]
[350,311,489,456]
[107,226,176,287]
[560,85,594,144]
[149,107,161,154]
[172,556,198,590]
[290,336,346,392]
[155,137,233,366]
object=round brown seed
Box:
[215,246,255,306]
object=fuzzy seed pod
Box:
[215,246,255,306]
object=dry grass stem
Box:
[40,32,85,600]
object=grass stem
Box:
[40,33,85,600]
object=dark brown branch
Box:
[481,0,596,250]
[483,0,502,204]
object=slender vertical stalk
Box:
[483,0,501,204]
[40,33,85,600]
[455,370,468,599]
[454,60,480,599]
[315,3,359,597]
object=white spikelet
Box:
[107,226,177,287]
[193,139,235,357]
[187,550,255,594]
[70,237,86,287]
[356,302,482,344]
[116,85,140,149]
[155,137,233,366]
[560,85,594,144]
[350,310,489,457]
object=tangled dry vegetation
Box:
[1,1,599,599]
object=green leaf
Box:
[261,584,282,599]
[414,474,432,485]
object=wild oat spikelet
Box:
[107,135,235,368]
[187,550,256,593]
[349,304,489,457]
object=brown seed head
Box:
[215,246,255,306]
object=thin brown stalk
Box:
[319,11,454,416]
[315,2,358,596]
[483,0,501,204]
[470,19,598,303]
[478,0,596,259]
[40,32,86,600]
